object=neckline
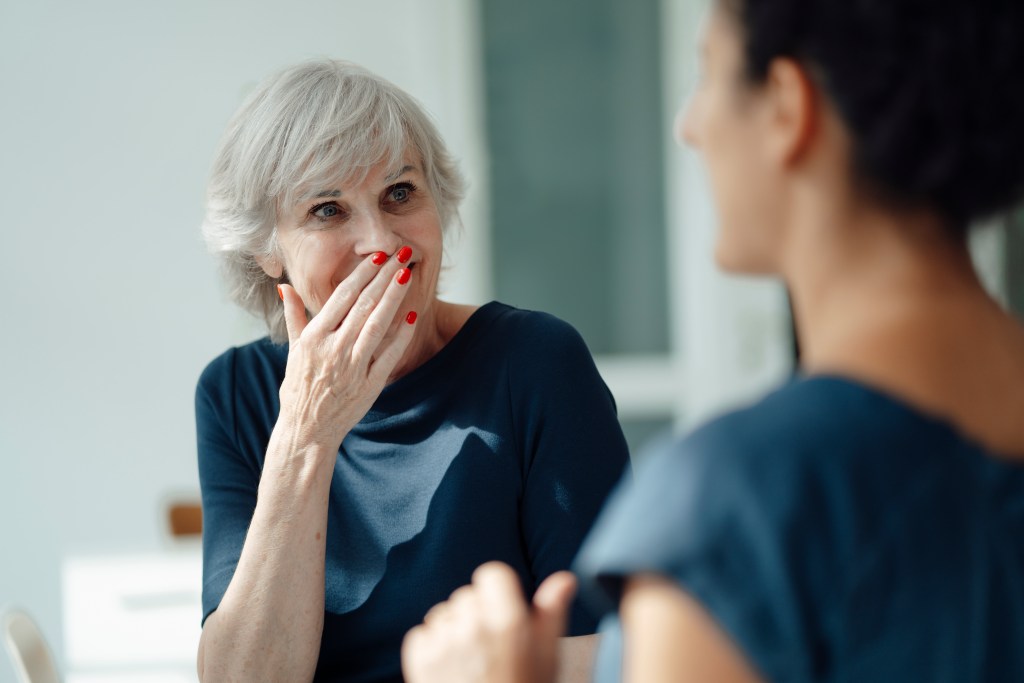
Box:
[358,301,508,423]
[795,373,1024,465]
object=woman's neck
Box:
[387,298,477,384]
[784,204,983,369]
[780,200,1024,456]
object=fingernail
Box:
[396,268,412,285]
[371,251,387,266]
[397,246,413,264]
[277,285,284,301]
[406,311,417,325]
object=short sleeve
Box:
[195,350,261,625]
[507,313,631,636]
[574,417,823,683]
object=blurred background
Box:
[2,0,1021,681]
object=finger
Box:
[472,562,529,630]
[448,584,483,622]
[308,250,393,335]
[532,571,577,643]
[401,626,428,683]
[366,309,417,385]
[368,301,415,362]
[338,252,413,352]
[423,596,459,627]
[278,283,309,345]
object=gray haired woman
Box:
[194,59,630,683]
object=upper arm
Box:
[195,359,261,622]
[510,317,631,632]
[619,574,766,683]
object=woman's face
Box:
[267,150,442,321]
[677,5,786,274]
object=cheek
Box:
[705,121,781,273]
[282,236,354,313]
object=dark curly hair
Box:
[722,0,1024,232]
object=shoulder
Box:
[576,380,890,680]
[197,336,287,394]
[479,302,594,370]
[577,375,955,577]
[195,337,287,430]
[577,377,915,595]
[482,301,587,346]
[683,375,930,475]
[477,303,608,401]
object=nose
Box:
[352,209,403,257]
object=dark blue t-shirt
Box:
[196,302,630,683]
[576,376,1024,683]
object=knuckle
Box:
[350,293,377,319]
[361,318,388,341]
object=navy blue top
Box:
[196,302,630,683]
[576,375,1024,683]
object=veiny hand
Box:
[402,562,577,683]
[276,249,417,452]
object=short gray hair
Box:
[202,59,466,343]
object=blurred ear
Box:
[763,57,818,167]
[254,252,284,279]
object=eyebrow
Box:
[385,164,416,183]
[312,189,342,199]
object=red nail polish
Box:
[406,311,417,325]
[371,251,387,265]
[277,285,284,301]
[397,246,412,264]
[396,268,412,285]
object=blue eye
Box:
[387,182,417,204]
[311,202,342,219]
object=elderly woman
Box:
[403,0,1024,681]
[194,60,630,683]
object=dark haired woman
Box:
[401,0,1024,681]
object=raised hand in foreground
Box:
[402,562,577,683]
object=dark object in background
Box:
[168,501,203,537]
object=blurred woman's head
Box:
[203,59,465,343]
[681,0,1024,273]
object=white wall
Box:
[0,1,488,680]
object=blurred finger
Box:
[532,571,577,643]
[472,562,528,630]
[401,626,428,683]
[423,599,453,627]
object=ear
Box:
[762,57,818,167]
[254,252,284,279]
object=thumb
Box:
[277,283,308,344]
[532,571,577,642]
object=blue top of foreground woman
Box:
[577,374,1024,683]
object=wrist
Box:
[266,415,341,476]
